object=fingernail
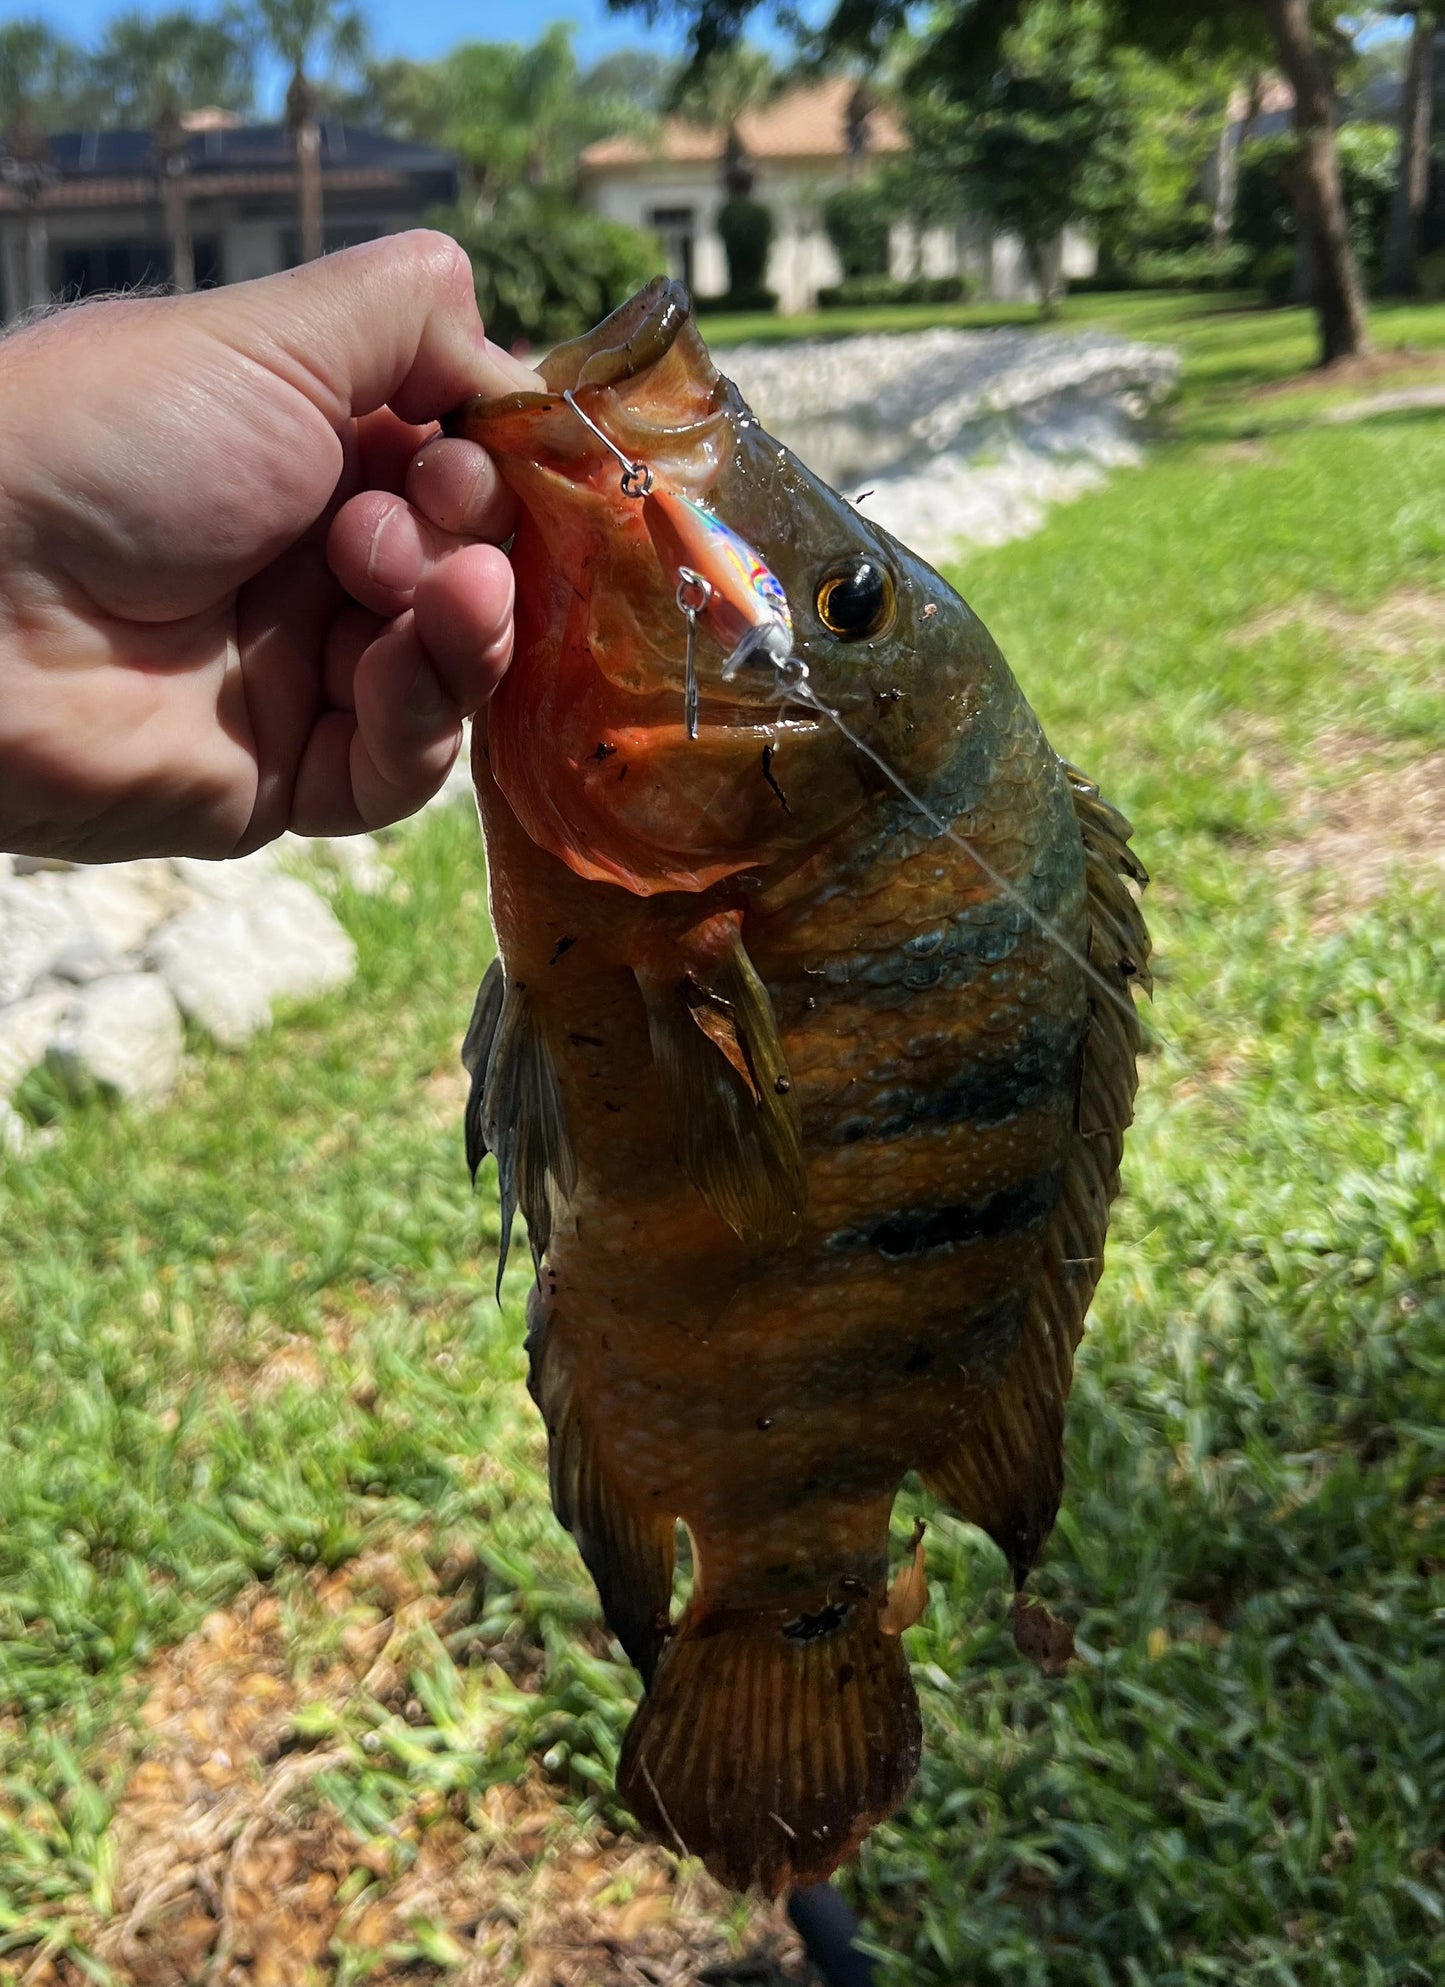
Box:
[405,659,447,723]
[476,336,545,394]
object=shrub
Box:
[716,197,774,296]
[822,181,894,279]
[1127,242,1253,291]
[1235,123,1397,298]
[694,286,778,314]
[1335,121,1396,288]
[1418,248,1445,300]
[435,190,660,349]
[815,273,970,308]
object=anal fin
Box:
[529,1299,675,1683]
[637,913,804,1247]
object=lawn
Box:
[1,294,1441,1986]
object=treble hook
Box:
[563,387,654,498]
[676,566,712,741]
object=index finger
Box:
[196,231,545,431]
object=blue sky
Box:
[35,0,689,63]
[33,0,700,112]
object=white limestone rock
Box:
[48,931,126,985]
[60,867,171,956]
[246,877,358,1000]
[149,878,356,1047]
[49,972,184,1103]
[0,876,78,1003]
[717,325,1180,563]
[316,834,393,895]
[0,987,72,1101]
[171,846,282,901]
[0,1098,30,1157]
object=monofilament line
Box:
[776,668,1142,1031]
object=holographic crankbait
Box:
[563,388,794,738]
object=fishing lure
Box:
[563,387,793,736]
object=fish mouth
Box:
[539,277,692,393]
[446,276,724,480]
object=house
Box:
[577,75,1095,314]
[0,113,458,324]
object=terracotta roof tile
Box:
[580,77,906,172]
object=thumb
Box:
[195,230,543,430]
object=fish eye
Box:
[814,557,897,642]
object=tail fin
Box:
[618,1598,921,1895]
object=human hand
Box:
[0,230,541,863]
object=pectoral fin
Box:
[637,914,804,1247]
[462,966,576,1288]
[461,958,505,1182]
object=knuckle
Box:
[399,228,475,300]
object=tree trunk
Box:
[1025,237,1061,318]
[1383,11,1434,296]
[288,70,324,264]
[297,118,323,262]
[161,165,195,292]
[1211,84,1245,248]
[24,210,48,309]
[1260,0,1370,363]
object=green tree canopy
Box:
[614,0,1375,358]
[0,19,100,132]
[343,25,660,194]
[90,11,255,126]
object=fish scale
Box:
[452,278,1150,1896]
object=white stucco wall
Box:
[584,158,858,314]
[583,162,1096,313]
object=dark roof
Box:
[42,122,455,180]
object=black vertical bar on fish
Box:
[786,1883,878,1987]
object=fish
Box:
[448,278,1150,1895]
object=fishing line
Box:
[767,656,1144,1032]
[555,393,1144,1035]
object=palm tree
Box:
[150,96,194,292]
[89,12,253,292]
[671,43,778,201]
[1,108,53,314]
[0,19,96,130]
[91,10,253,124]
[249,0,365,263]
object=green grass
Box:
[1,298,1442,1983]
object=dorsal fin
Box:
[461,963,576,1289]
[636,914,804,1248]
[923,764,1151,1581]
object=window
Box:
[56,237,222,296]
[647,206,696,291]
[57,241,168,296]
